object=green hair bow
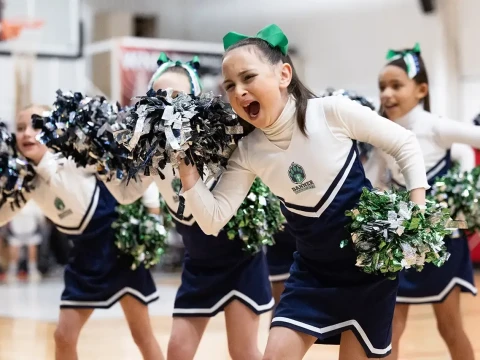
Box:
[223,24,289,55]
[386,42,421,61]
[385,43,421,78]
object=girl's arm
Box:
[324,96,429,205]
[450,143,476,172]
[179,141,257,235]
[101,175,155,205]
[435,118,480,149]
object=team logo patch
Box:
[288,162,316,195]
[171,178,182,193]
[288,163,306,184]
[54,197,73,219]
[54,197,65,211]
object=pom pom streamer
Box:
[112,200,169,270]
[35,89,245,188]
[430,165,480,233]
[224,178,285,254]
[341,188,456,280]
[120,89,244,182]
[34,90,132,180]
[0,122,36,209]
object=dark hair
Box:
[163,66,189,77]
[385,49,430,113]
[155,66,191,90]
[224,38,316,136]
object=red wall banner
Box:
[118,46,224,107]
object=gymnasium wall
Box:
[0,57,85,129]
[0,0,479,127]
[154,0,464,121]
[83,0,480,122]
[457,0,480,124]
[0,0,85,128]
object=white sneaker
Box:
[7,272,17,284]
[29,270,42,282]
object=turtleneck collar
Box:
[394,104,424,129]
[262,96,296,145]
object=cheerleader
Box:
[0,105,164,360]
[176,24,429,359]
[371,44,479,360]
[105,54,274,360]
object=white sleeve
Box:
[34,152,89,188]
[450,143,476,172]
[182,141,257,235]
[434,119,480,149]
[323,96,429,191]
[363,148,390,190]
[141,182,160,208]
[101,175,155,205]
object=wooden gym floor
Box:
[0,273,478,360]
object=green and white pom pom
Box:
[341,188,457,280]
[112,200,169,270]
[430,165,480,233]
[224,178,285,254]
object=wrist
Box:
[178,161,200,191]
[409,187,426,212]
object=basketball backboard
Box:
[0,0,81,58]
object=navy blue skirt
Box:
[173,222,274,317]
[267,229,296,282]
[59,185,158,309]
[397,231,477,304]
[272,252,397,358]
[60,228,158,309]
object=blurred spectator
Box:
[6,201,45,282]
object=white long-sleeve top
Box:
[0,151,159,234]
[104,164,215,227]
[365,143,475,190]
[451,143,476,172]
[182,96,429,236]
[368,106,480,189]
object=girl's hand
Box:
[178,160,201,191]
